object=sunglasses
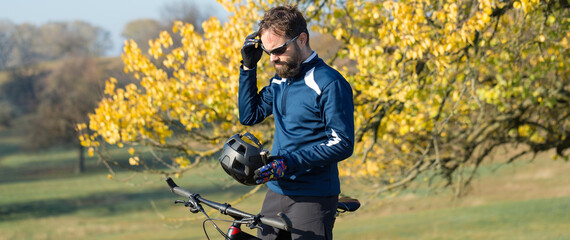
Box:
[260,35,299,56]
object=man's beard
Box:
[274,43,302,78]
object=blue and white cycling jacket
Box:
[239,52,354,196]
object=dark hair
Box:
[258,5,309,41]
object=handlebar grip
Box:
[166,177,178,189]
[260,212,292,232]
[166,177,193,198]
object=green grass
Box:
[0,158,263,239]
[1,129,569,239]
[334,196,570,240]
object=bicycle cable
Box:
[199,206,230,240]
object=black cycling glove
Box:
[241,31,263,69]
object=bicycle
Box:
[166,177,360,240]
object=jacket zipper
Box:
[281,80,291,116]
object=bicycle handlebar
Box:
[166,177,292,231]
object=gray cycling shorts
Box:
[257,188,338,240]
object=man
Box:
[238,5,354,240]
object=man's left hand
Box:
[254,156,287,184]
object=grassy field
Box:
[1,129,569,239]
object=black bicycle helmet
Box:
[219,133,269,185]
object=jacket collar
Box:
[292,51,320,79]
[303,51,317,64]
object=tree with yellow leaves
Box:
[80,0,568,196]
[78,0,275,177]
[313,0,569,196]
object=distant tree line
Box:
[0,20,121,172]
[0,20,111,69]
[0,0,212,173]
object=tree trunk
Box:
[76,144,85,174]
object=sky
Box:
[0,0,228,56]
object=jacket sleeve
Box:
[238,68,273,126]
[284,78,355,171]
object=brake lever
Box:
[174,199,201,213]
[243,216,263,230]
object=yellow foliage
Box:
[88,5,254,137]
[129,156,140,166]
[322,0,566,182]
[175,156,190,169]
[88,147,94,157]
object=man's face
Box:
[260,30,303,78]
